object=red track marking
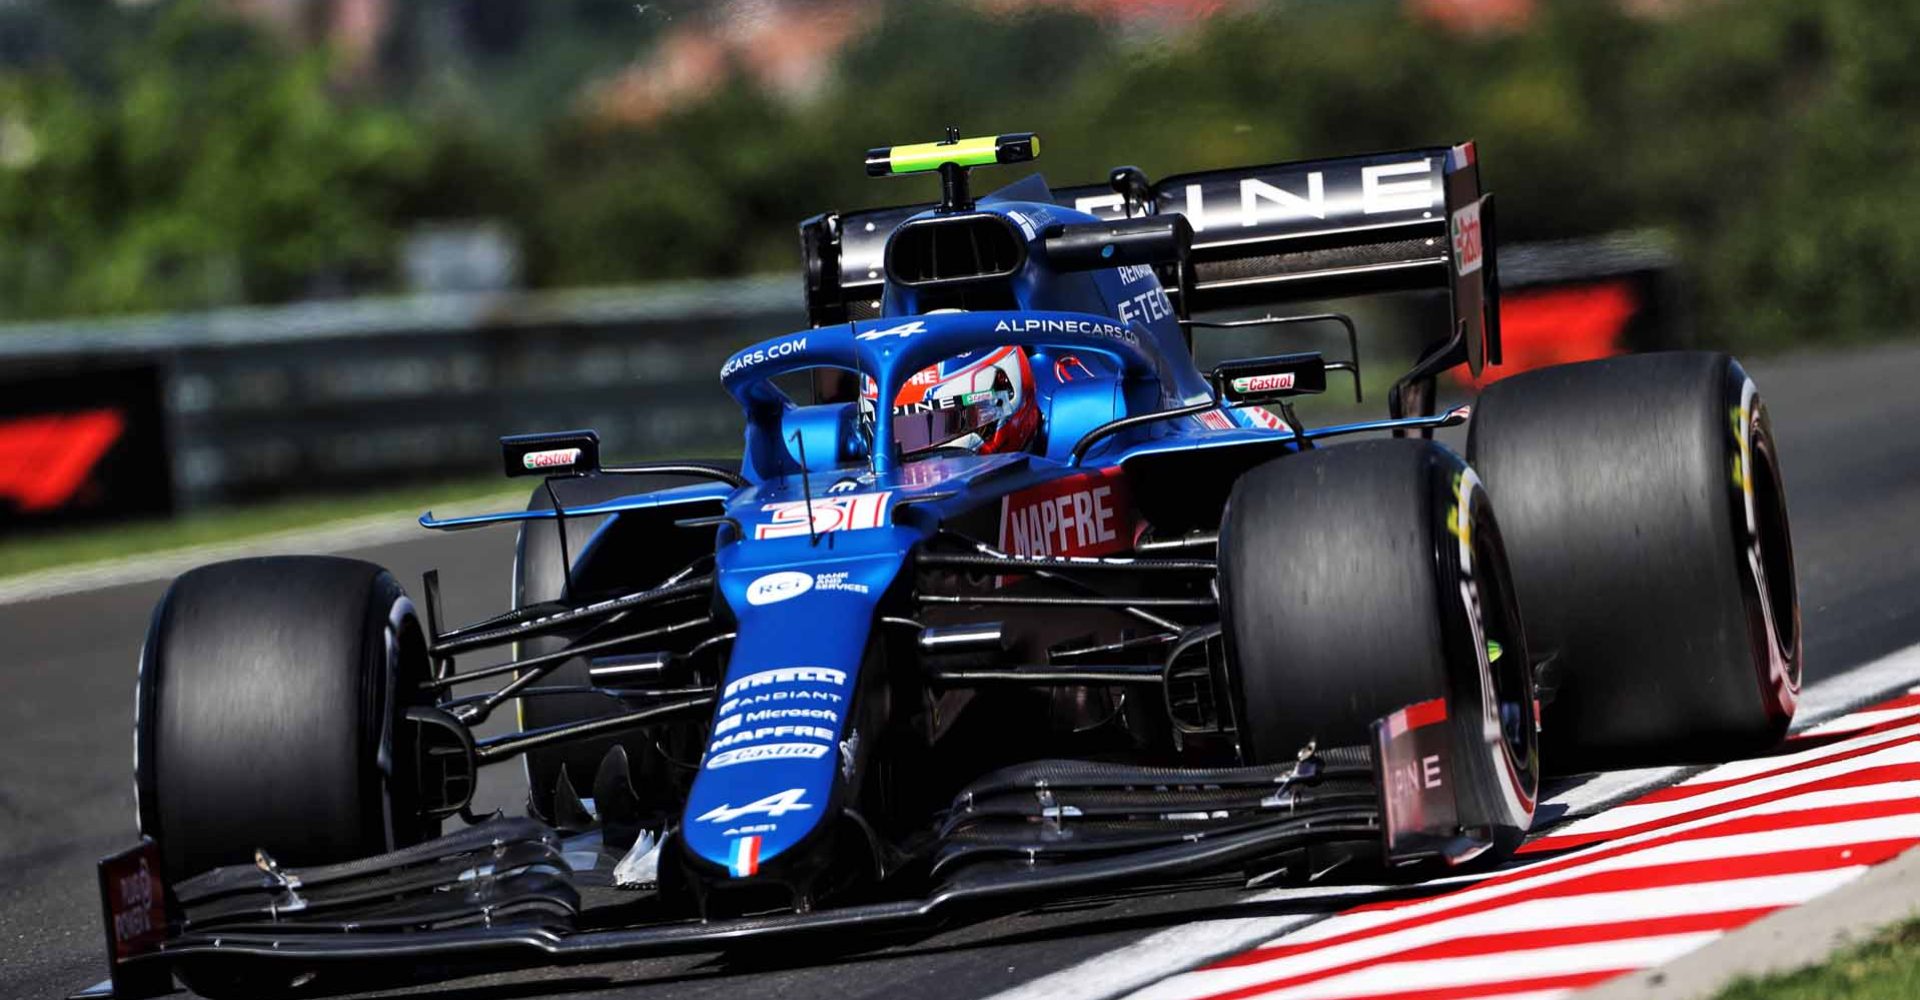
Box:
[1523,759,1920,853]
[1356,785,1920,922]
[1276,969,1628,1000]
[1632,720,1920,804]
[1207,839,1914,976]
[1128,695,1920,1000]
[1788,693,1920,740]
[1194,910,1776,1000]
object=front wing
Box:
[78,702,1482,999]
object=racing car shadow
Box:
[339,878,1469,1000]
[690,876,1468,974]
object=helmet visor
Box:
[891,382,1018,455]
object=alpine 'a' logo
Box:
[696,788,813,824]
[856,320,926,341]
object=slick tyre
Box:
[135,556,431,882]
[516,466,736,820]
[1219,439,1538,850]
[1469,352,1799,770]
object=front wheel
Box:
[135,556,433,881]
[1218,439,1539,853]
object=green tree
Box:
[0,2,428,318]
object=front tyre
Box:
[1469,352,1800,769]
[135,556,432,881]
[1219,439,1539,852]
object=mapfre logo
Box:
[746,571,813,606]
[998,469,1137,559]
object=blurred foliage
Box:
[0,1,429,313]
[2,0,1920,347]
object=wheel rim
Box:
[1739,392,1801,720]
[1470,497,1538,785]
[1438,464,1538,833]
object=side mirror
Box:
[501,430,600,478]
[1211,352,1329,403]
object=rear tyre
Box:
[1469,351,1799,770]
[135,556,431,882]
[1219,439,1538,849]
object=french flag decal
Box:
[1446,141,1477,172]
[727,836,762,878]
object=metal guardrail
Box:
[0,232,1679,526]
[0,276,805,519]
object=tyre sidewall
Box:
[136,557,425,879]
[1431,465,1539,849]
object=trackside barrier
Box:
[0,233,1678,528]
[0,277,802,525]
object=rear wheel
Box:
[1468,351,1799,769]
[1218,439,1538,850]
[135,556,431,882]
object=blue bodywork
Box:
[685,183,1297,880]
[422,175,1462,886]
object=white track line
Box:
[984,639,1920,1000]
[1131,817,1920,1000]
[1537,728,1920,842]
[0,493,519,607]
[1133,868,1868,1000]
[1255,933,1720,1000]
[1798,643,1920,722]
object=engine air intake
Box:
[885,214,1026,287]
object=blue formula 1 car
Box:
[90,132,1801,998]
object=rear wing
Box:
[802,142,1500,375]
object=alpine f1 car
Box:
[87,131,1801,998]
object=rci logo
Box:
[746,571,813,606]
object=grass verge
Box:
[1715,918,1920,1000]
[0,479,523,579]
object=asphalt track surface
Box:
[5,340,1920,999]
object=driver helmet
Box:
[862,346,1040,457]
